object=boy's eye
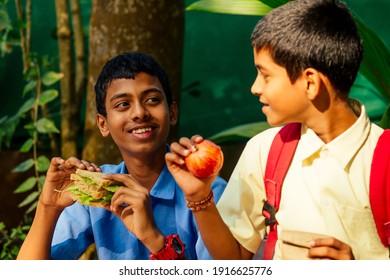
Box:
[259,72,269,82]
[145,97,161,104]
[114,101,130,108]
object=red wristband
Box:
[149,234,185,260]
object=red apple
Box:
[185,139,224,178]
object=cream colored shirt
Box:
[217,103,389,259]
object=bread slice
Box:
[72,169,117,187]
[68,169,121,207]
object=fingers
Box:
[102,173,142,189]
[101,174,151,217]
[166,135,205,166]
[80,160,101,171]
[174,135,204,154]
[48,157,65,171]
[102,174,149,208]
[165,144,186,166]
[52,156,101,173]
[308,237,354,260]
[109,184,149,217]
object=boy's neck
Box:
[305,98,359,144]
[122,149,167,191]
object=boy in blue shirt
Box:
[17,52,226,260]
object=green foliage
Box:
[381,105,390,128]
[7,63,61,214]
[0,1,63,259]
[0,3,62,219]
[209,121,270,143]
[0,218,31,260]
[187,0,272,15]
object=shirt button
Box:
[321,148,329,157]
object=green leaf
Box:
[22,80,37,96]
[25,200,38,214]
[380,104,390,129]
[41,71,64,86]
[355,17,390,102]
[19,138,33,153]
[23,122,35,131]
[36,155,50,172]
[36,118,60,134]
[38,175,46,189]
[14,177,37,193]
[17,191,40,208]
[12,158,34,173]
[17,97,35,116]
[209,121,270,144]
[257,0,286,9]
[0,114,7,125]
[39,89,58,106]
[0,115,20,150]
[0,9,11,31]
[186,0,272,16]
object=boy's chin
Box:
[266,119,284,127]
[266,116,294,127]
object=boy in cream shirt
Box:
[165,0,389,260]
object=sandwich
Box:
[67,169,122,207]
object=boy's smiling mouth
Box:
[131,127,153,134]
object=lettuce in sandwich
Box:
[68,169,121,207]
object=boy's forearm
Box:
[194,204,252,260]
[17,201,63,260]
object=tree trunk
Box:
[82,0,184,165]
[70,0,86,111]
[14,0,31,72]
[55,0,78,158]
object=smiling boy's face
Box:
[96,73,177,157]
[251,48,311,127]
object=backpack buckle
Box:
[262,200,276,226]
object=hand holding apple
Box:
[184,140,224,178]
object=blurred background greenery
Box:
[0,0,389,259]
[1,0,388,143]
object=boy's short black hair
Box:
[251,0,363,96]
[94,52,173,116]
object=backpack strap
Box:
[262,123,301,259]
[370,129,390,255]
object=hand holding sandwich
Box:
[67,170,166,253]
[40,157,101,211]
[17,156,101,259]
[102,173,166,254]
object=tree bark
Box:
[82,0,184,165]
[14,0,30,72]
[55,0,78,158]
[70,0,86,112]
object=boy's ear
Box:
[169,101,178,126]
[96,114,110,137]
[303,68,322,100]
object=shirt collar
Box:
[118,144,176,201]
[296,100,371,169]
[149,164,176,200]
[149,144,175,200]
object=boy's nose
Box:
[251,77,263,96]
[131,102,150,120]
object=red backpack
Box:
[262,123,390,259]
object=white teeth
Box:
[132,127,152,134]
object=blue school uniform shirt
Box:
[51,161,226,260]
